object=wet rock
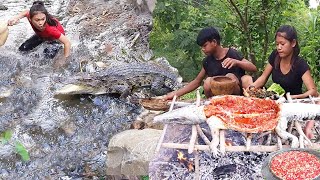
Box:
[0,4,8,10]
[106,129,162,176]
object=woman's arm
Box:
[291,70,318,99]
[251,63,273,88]
[57,34,71,57]
[7,10,28,26]
[164,68,206,100]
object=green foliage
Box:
[150,0,320,90]
[0,130,30,162]
[180,86,206,100]
[267,83,285,96]
[15,142,30,162]
[0,130,12,144]
[141,175,149,180]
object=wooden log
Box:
[219,130,226,155]
[188,125,197,154]
[161,143,320,152]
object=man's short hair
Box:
[196,27,221,46]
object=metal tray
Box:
[261,148,320,180]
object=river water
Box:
[0,0,143,179]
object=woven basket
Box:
[140,98,169,111]
[210,76,236,95]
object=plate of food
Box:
[262,148,320,180]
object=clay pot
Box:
[210,76,236,95]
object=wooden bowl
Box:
[210,76,236,95]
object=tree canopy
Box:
[150,0,320,90]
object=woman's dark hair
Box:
[274,25,300,69]
[196,27,221,46]
[29,1,57,26]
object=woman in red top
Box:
[7,1,71,58]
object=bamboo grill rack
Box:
[154,91,320,179]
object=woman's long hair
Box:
[274,25,300,69]
[29,1,57,26]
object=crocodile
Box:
[55,61,182,98]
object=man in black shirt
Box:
[164,27,257,99]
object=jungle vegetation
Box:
[150,0,320,90]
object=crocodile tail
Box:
[281,103,320,121]
[153,105,206,124]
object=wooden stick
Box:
[299,134,304,148]
[294,121,312,146]
[194,140,200,180]
[285,93,294,146]
[246,133,252,151]
[289,97,320,103]
[194,151,200,180]
[155,95,177,153]
[309,95,316,104]
[256,131,271,140]
[194,88,201,180]
[285,121,295,145]
[266,133,272,145]
[161,143,320,152]
[188,125,197,154]
[196,87,201,106]
[196,125,211,145]
[277,136,282,149]
[219,130,226,155]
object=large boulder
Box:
[106,129,162,175]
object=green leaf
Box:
[15,142,30,162]
[267,83,285,96]
[141,176,149,180]
[0,130,12,144]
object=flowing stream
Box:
[0,1,143,179]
